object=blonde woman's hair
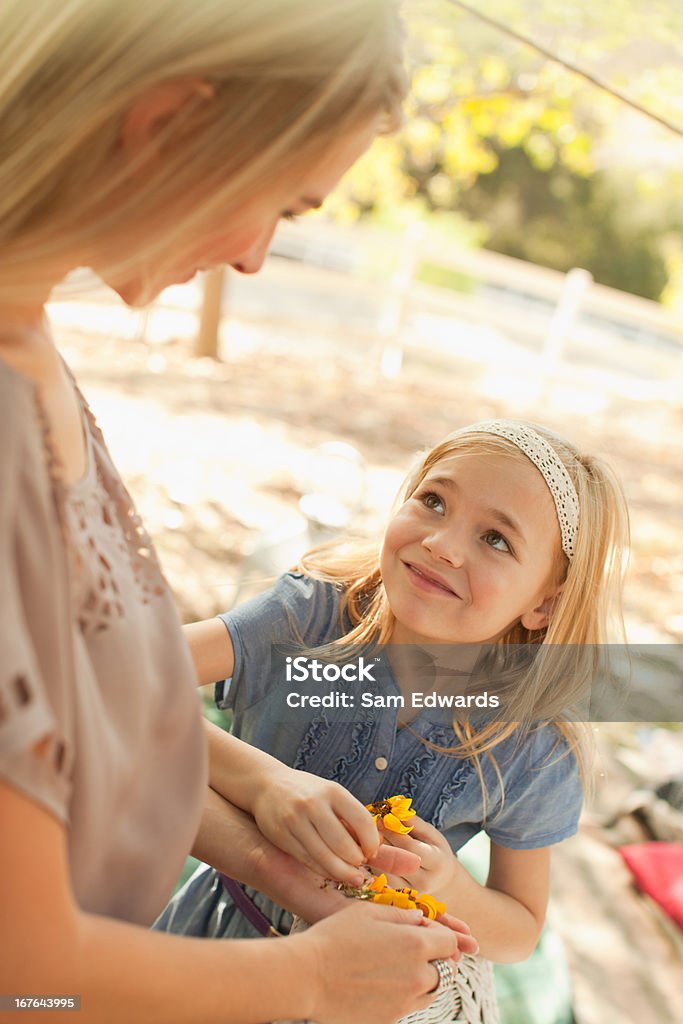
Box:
[298,424,630,795]
[0,0,406,303]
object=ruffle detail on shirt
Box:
[331,712,378,781]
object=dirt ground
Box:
[57,313,683,642]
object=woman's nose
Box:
[231,222,278,275]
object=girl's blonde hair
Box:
[299,424,630,791]
[0,0,406,303]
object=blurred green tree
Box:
[325,0,683,300]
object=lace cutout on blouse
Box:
[35,370,168,638]
[0,675,30,722]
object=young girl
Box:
[157,418,628,1020]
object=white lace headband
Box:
[456,420,579,560]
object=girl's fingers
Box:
[368,843,421,877]
[309,810,370,870]
[393,814,443,846]
[289,819,366,884]
[331,795,379,860]
[379,824,433,864]
[437,913,479,955]
[437,912,471,934]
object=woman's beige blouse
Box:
[0,359,207,925]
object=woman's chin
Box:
[101,266,199,307]
[109,275,163,309]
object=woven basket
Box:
[276,917,499,1024]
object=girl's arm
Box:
[183,617,234,686]
[204,720,382,883]
[184,618,413,883]
[192,784,350,922]
[0,778,463,1024]
[383,817,549,963]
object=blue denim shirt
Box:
[155,573,582,939]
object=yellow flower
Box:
[366,794,417,835]
[371,889,417,910]
[360,873,444,921]
[415,893,446,920]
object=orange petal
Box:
[389,795,412,814]
[373,890,416,910]
[383,812,414,834]
[415,894,447,919]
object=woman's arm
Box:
[0,778,462,1024]
[383,818,549,963]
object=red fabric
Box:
[619,842,683,932]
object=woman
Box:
[0,2,476,1022]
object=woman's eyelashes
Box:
[280,210,301,222]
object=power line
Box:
[446,0,683,139]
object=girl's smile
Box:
[381,452,565,647]
[402,560,463,599]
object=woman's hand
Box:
[300,902,463,1024]
[379,814,459,896]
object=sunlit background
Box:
[49,2,683,1020]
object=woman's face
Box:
[108,120,378,307]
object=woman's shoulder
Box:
[0,357,37,449]
[0,358,54,520]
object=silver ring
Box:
[429,958,454,994]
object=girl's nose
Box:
[422,529,465,568]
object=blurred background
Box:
[49,1,682,1020]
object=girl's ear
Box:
[520,588,563,632]
[120,78,215,158]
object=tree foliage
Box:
[326,0,683,299]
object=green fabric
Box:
[457,832,574,1024]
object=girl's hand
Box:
[379,814,459,896]
[250,766,420,885]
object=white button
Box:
[374,756,388,771]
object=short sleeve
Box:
[215,573,342,713]
[0,378,72,821]
[484,728,583,850]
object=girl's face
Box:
[107,120,378,307]
[380,451,564,647]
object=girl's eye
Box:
[281,211,301,222]
[483,530,511,554]
[419,491,445,514]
